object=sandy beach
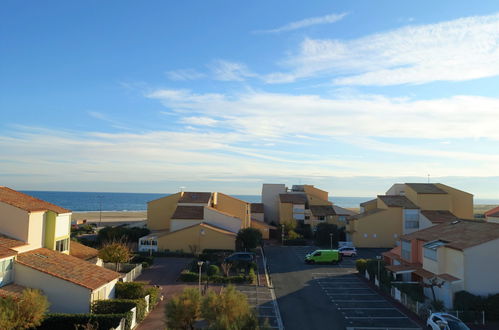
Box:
[72,211,147,223]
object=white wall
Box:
[204,207,242,233]
[486,216,499,224]
[27,211,45,248]
[252,213,264,222]
[55,213,71,238]
[14,263,92,313]
[262,184,286,224]
[418,214,436,231]
[171,220,202,231]
[0,202,29,242]
[91,279,118,302]
[464,238,499,295]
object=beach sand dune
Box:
[72,211,146,223]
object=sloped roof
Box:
[157,222,237,237]
[406,183,447,194]
[279,193,307,204]
[421,210,459,224]
[333,205,357,216]
[310,205,336,216]
[485,206,499,218]
[360,199,377,207]
[0,284,26,299]
[16,248,120,290]
[250,203,264,213]
[0,234,26,249]
[378,195,419,209]
[70,241,99,261]
[349,208,385,220]
[178,192,212,204]
[401,219,499,251]
[172,206,204,219]
[0,187,70,214]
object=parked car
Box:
[305,249,342,264]
[338,246,357,257]
[426,312,470,330]
[224,252,256,263]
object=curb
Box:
[259,247,284,330]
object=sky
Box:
[1,1,499,198]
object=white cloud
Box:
[268,13,499,85]
[180,116,219,126]
[166,69,205,81]
[209,60,257,81]
[254,13,347,34]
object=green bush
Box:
[454,291,485,311]
[116,282,146,299]
[248,268,256,284]
[179,270,207,282]
[37,313,127,330]
[393,283,425,302]
[207,264,220,276]
[355,259,367,274]
[295,224,312,239]
[236,228,263,251]
[314,223,340,247]
[131,255,154,267]
[485,293,499,321]
[199,253,221,263]
[210,275,247,284]
[146,286,161,307]
[92,298,145,325]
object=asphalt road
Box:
[265,246,422,330]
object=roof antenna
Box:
[179,186,186,192]
[427,174,430,183]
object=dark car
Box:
[224,252,256,263]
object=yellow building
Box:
[347,183,474,248]
[140,191,273,252]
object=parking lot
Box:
[235,284,283,329]
[266,245,422,330]
[312,272,420,330]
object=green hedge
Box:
[210,275,247,284]
[207,264,220,276]
[392,283,425,302]
[92,298,146,325]
[454,291,499,321]
[37,313,126,330]
[116,282,146,299]
[179,270,207,282]
[355,259,367,274]
[131,255,154,268]
[145,286,161,307]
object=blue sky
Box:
[1,1,499,198]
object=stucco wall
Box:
[415,194,451,212]
[250,220,271,240]
[90,279,118,302]
[171,219,203,231]
[0,202,29,242]
[262,184,286,224]
[27,211,45,248]
[157,224,235,252]
[215,193,249,228]
[464,238,499,295]
[436,183,474,219]
[147,192,181,231]
[204,207,242,233]
[279,203,294,224]
[351,207,402,248]
[55,213,71,238]
[14,263,92,313]
[303,185,329,202]
[442,247,464,280]
[252,212,264,222]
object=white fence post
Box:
[130,307,137,329]
[145,295,150,313]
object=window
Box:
[401,240,411,261]
[338,216,346,222]
[313,252,321,256]
[423,240,445,261]
[0,258,14,286]
[404,210,420,229]
[55,238,69,252]
[318,216,325,221]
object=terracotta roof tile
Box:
[378,195,419,209]
[0,187,70,214]
[178,192,212,204]
[406,183,447,194]
[485,206,499,217]
[250,203,264,213]
[0,284,26,299]
[69,241,99,261]
[17,248,119,290]
[0,234,26,249]
[402,219,499,251]
[172,206,204,219]
[279,193,307,204]
[438,273,461,282]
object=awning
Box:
[385,264,416,274]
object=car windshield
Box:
[443,317,470,330]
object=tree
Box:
[98,241,131,271]
[164,288,201,329]
[423,277,446,303]
[236,228,262,251]
[314,223,339,247]
[0,288,49,329]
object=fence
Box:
[109,295,151,330]
[103,262,143,282]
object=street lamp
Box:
[197,261,204,294]
[98,195,103,227]
[199,229,206,255]
[329,232,333,249]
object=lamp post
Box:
[149,237,154,257]
[199,229,206,255]
[329,232,333,249]
[98,195,103,227]
[197,261,204,295]
[281,224,284,245]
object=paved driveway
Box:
[136,257,193,330]
[265,245,422,330]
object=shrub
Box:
[179,270,207,282]
[454,291,484,311]
[130,255,154,267]
[236,228,263,251]
[431,299,445,312]
[199,253,221,263]
[37,313,126,330]
[165,288,201,329]
[0,288,49,330]
[137,250,195,258]
[98,226,150,244]
[92,298,145,327]
[314,223,340,247]
[98,242,132,271]
[145,286,161,307]
[393,283,425,303]
[355,259,367,274]
[116,282,146,300]
[485,293,499,321]
[287,230,301,240]
[248,268,256,284]
[295,224,312,239]
[210,275,247,284]
[207,264,220,276]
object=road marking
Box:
[331,300,387,302]
[326,293,378,296]
[345,316,409,319]
[338,308,397,310]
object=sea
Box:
[22,191,499,212]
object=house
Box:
[484,206,499,223]
[261,183,350,228]
[139,191,273,252]
[383,220,499,309]
[0,187,120,313]
[346,183,474,248]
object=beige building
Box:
[383,220,499,309]
[347,183,474,248]
[140,191,272,252]
[0,187,120,313]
